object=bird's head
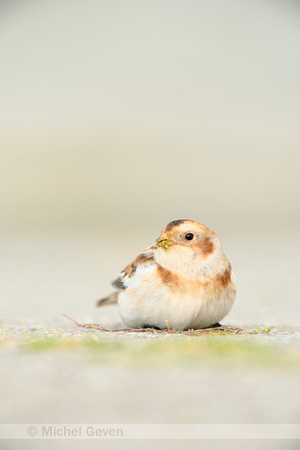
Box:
[155,219,225,278]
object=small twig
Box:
[63,314,245,335]
[63,314,111,331]
[183,325,245,335]
[63,314,165,333]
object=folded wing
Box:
[96,245,156,307]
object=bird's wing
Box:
[111,245,156,290]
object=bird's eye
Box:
[185,233,194,240]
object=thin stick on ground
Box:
[63,314,111,331]
[63,314,245,335]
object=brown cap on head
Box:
[163,219,214,235]
[156,219,218,256]
[164,219,188,232]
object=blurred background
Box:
[1,2,300,448]
[1,0,300,324]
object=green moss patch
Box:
[3,331,298,372]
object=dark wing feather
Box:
[112,276,127,290]
[111,245,156,290]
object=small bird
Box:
[97,220,236,330]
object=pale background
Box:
[1,0,299,326]
[1,1,300,448]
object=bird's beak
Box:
[156,233,172,251]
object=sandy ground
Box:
[1,232,300,450]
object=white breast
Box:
[118,263,235,330]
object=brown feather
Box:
[193,237,215,257]
[112,246,156,290]
[96,291,118,307]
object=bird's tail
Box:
[96,291,118,307]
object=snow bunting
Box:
[97,220,236,330]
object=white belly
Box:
[118,264,235,330]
